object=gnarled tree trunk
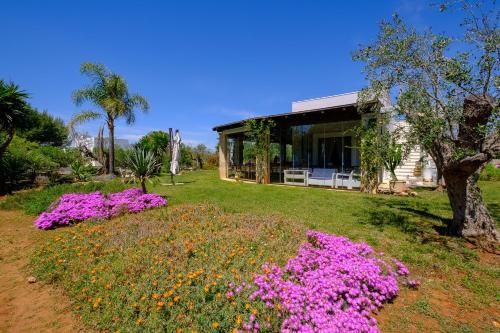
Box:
[444,168,498,246]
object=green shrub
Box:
[0,181,129,215]
[0,137,58,193]
[479,163,500,181]
[38,146,80,167]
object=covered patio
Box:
[213,93,378,189]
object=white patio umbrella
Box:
[170,130,181,176]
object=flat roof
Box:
[292,91,359,113]
[212,91,383,132]
[212,102,359,132]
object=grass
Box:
[3,170,499,332]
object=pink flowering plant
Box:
[34,188,167,229]
[227,231,417,333]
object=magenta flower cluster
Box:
[34,188,167,229]
[237,231,415,333]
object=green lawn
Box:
[153,170,500,332]
[3,170,499,332]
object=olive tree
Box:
[353,1,499,246]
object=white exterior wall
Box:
[384,119,437,185]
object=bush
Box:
[479,163,500,181]
[0,137,58,193]
[38,146,80,167]
[0,181,130,215]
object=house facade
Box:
[213,92,436,188]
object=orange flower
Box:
[152,293,161,300]
[212,322,220,329]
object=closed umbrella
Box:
[170,130,181,183]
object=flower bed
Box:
[34,188,167,229]
[228,231,415,333]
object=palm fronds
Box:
[125,148,161,193]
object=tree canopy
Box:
[17,108,68,146]
[137,131,169,156]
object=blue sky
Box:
[1,0,464,149]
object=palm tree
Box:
[70,62,149,174]
[125,148,161,193]
[0,80,29,160]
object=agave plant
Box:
[125,148,161,193]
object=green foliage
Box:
[0,180,129,215]
[0,136,82,193]
[356,122,384,193]
[0,136,57,192]
[125,148,162,193]
[381,134,403,181]
[114,145,131,169]
[71,161,97,182]
[38,146,80,167]
[180,144,194,167]
[17,108,68,146]
[244,119,275,183]
[479,163,500,181]
[137,131,169,156]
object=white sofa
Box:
[307,168,337,187]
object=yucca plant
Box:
[125,148,161,193]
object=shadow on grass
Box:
[356,196,460,246]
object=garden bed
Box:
[31,204,417,332]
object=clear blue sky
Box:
[1,0,464,149]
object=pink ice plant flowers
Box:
[34,188,167,229]
[233,231,415,333]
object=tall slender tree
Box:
[0,80,29,160]
[70,62,149,174]
[353,1,499,246]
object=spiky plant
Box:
[0,80,29,160]
[125,148,161,193]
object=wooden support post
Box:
[218,133,228,179]
[263,132,271,184]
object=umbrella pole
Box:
[171,172,175,185]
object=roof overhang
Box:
[212,91,385,132]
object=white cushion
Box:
[310,168,336,179]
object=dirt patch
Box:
[0,210,83,333]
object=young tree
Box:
[353,1,499,245]
[0,80,30,160]
[70,62,149,174]
[125,148,161,193]
[244,119,275,184]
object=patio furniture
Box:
[284,169,309,186]
[335,170,361,189]
[307,168,337,187]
